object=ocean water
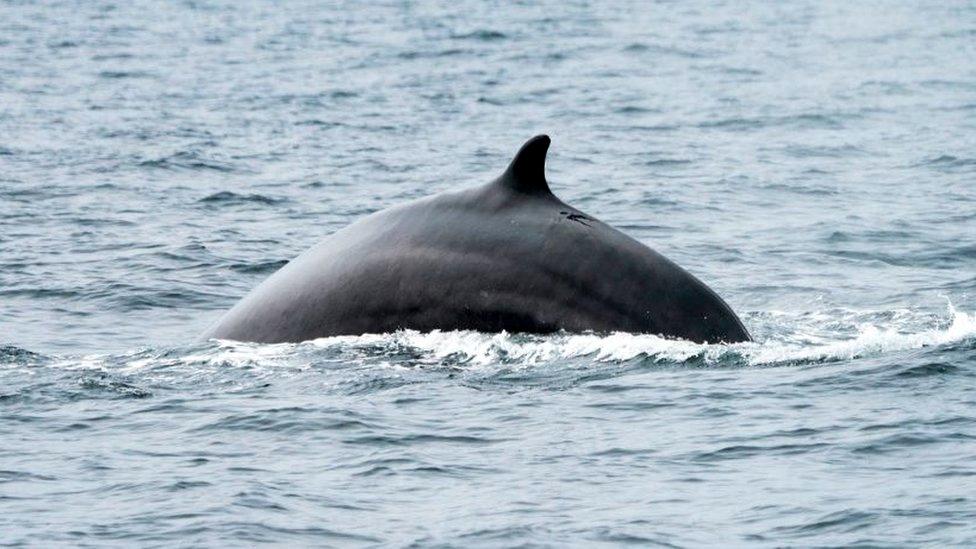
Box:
[2,0,975,545]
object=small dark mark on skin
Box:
[558,210,592,227]
[565,213,592,227]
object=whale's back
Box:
[203,136,751,344]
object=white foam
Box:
[38,303,976,372]
[300,302,976,368]
[744,302,976,366]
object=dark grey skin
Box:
[204,135,751,344]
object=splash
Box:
[10,303,974,373]
[744,302,975,366]
[206,303,976,366]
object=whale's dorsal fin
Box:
[497,134,552,196]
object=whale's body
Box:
[204,136,751,344]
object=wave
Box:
[916,154,976,173]
[6,304,973,376]
[200,302,976,370]
[198,191,285,206]
[0,345,45,365]
[139,151,244,173]
[451,30,507,42]
[745,303,975,366]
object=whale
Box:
[203,135,751,344]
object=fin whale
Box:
[204,135,751,344]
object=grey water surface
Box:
[2,0,976,546]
